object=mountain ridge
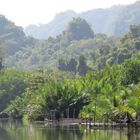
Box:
[24,1,140,39]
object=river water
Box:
[0,120,139,140]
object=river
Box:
[0,120,139,140]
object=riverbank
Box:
[44,118,140,129]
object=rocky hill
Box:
[24,1,140,39]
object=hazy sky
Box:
[0,0,138,27]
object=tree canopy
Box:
[66,17,94,41]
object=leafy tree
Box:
[130,24,140,38]
[0,69,28,112]
[58,58,77,73]
[0,46,4,70]
[121,58,140,85]
[66,58,77,73]
[67,17,94,40]
[78,55,91,75]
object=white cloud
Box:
[0,0,138,27]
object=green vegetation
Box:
[0,12,140,124]
[0,69,28,112]
[0,47,3,70]
[66,17,94,41]
[2,56,140,123]
[4,16,115,70]
[4,17,140,71]
[0,15,36,56]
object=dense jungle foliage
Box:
[0,14,140,123]
[1,56,140,123]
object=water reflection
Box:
[0,120,139,140]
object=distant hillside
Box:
[0,13,140,72]
[24,10,77,39]
[111,1,140,35]
[24,1,140,39]
[0,15,37,56]
[3,15,140,72]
